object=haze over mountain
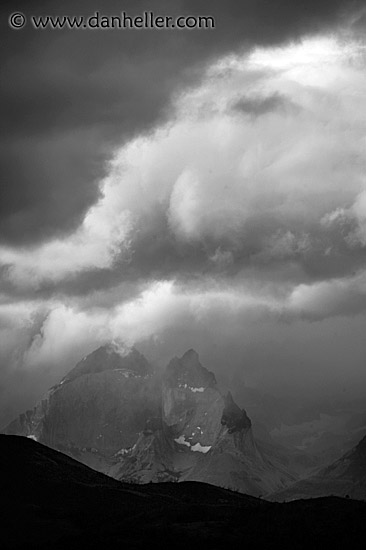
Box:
[3,345,295,496]
[2,1,366,439]
[4,344,161,472]
[272,433,366,501]
[2,7,366,544]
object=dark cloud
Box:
[0,194,365,303]
[1,0,366,427]
[0,133,104,243]
[1,0,362,245]
[231,93,293,117]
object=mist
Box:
[1,0,366,428]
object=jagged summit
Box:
[3,345,294,497]
[222,392,252,434]
[63,344,152,383]
[164,349,216,389]
[3,344,159,462]
[182,348,200,362]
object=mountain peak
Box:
[164,349,216,389]
[181,348,199,361]
[221,392,251,434]
[63,344,152,383]
[3,346,294,498]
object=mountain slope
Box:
[272,434,366,501]
[113,349,294,495]
[3,344,161,472]
[3,346,294,496]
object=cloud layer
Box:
[1,1,366,425]
[2,34,366,296]
[1,0,364,244]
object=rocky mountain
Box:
[272,433,366,501]
[109,349,294,494]
[3,346,294,496]
[230,381,366,477]
[3,434,366,550]
[3,344,161,472]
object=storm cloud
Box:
[1,0,363,244]
[1,0,366,426]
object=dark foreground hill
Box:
[2,435,366,550]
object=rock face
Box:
[163,349,223,450]
[112,349,294,495]
[3,344,160,473]
[3,346,294,496]
[271,434,366,501]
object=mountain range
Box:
[272,432,366,501]
[3,344,294,496]
[3,343,366,501]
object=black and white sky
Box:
[1,0,366,425]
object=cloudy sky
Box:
[1,0,366,425]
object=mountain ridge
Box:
[2,344,295,496]
[271,433,366,501]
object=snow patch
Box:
[191,443,211,454]
[115,369,141,378]
[175,436,211,453]
[178,384,205,393]
[116,443,136,456]
[174,435,191,448]
[27,435,37,441]
[116,448,131,456]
